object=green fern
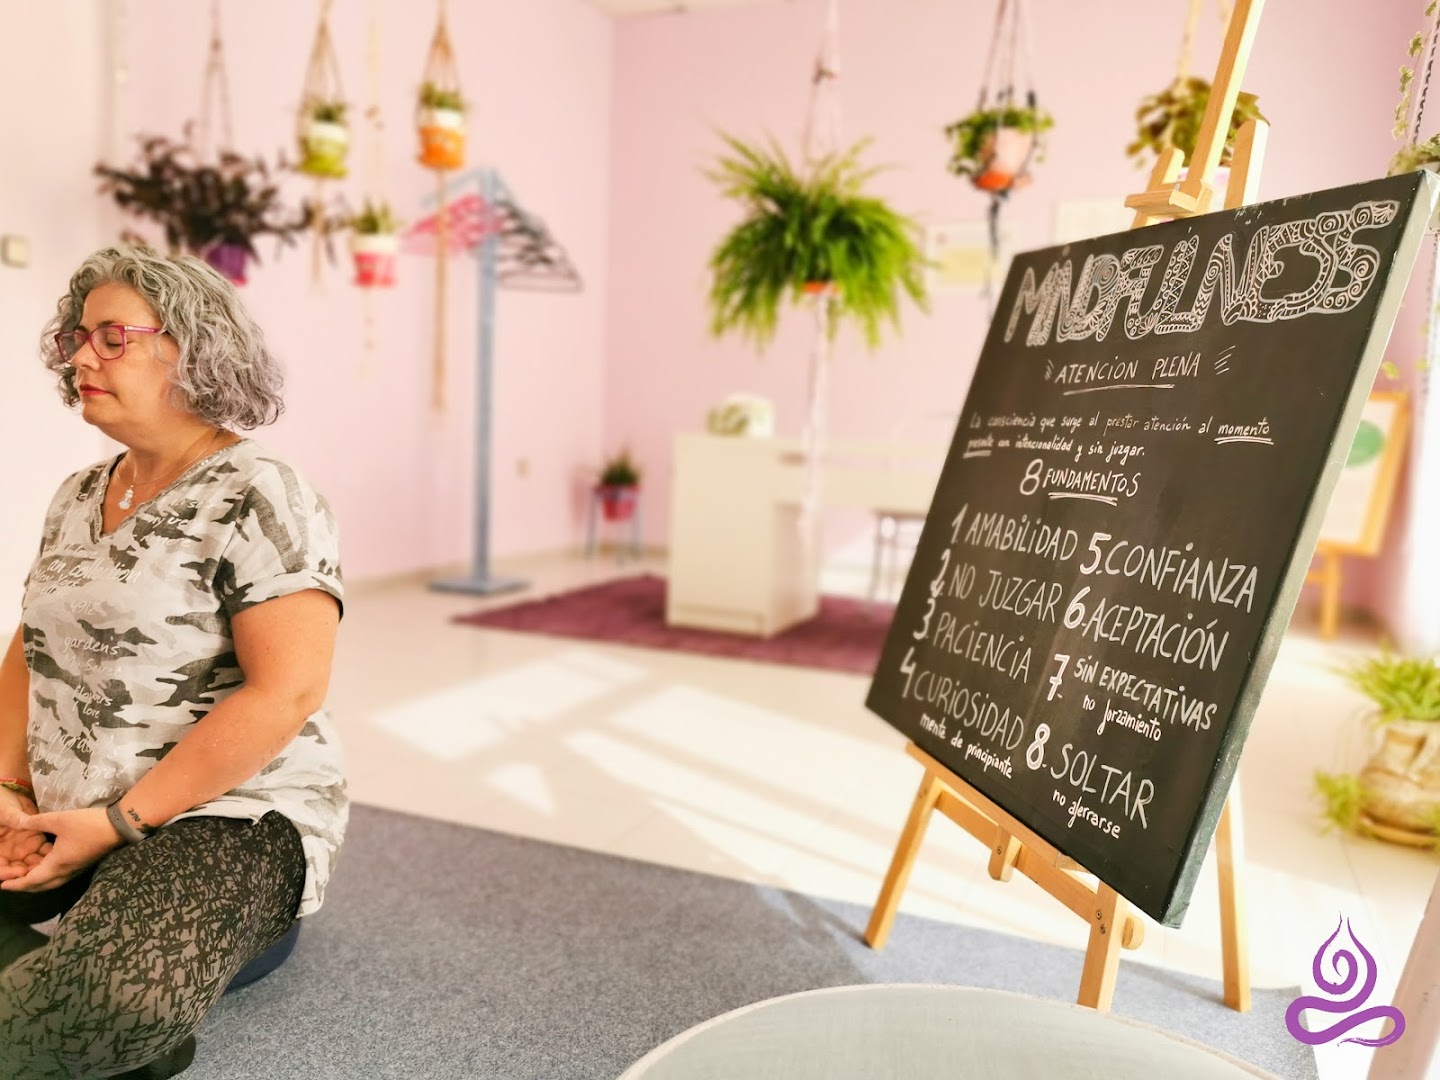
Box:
[706,134,928,350]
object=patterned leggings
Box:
[0,812,306,1079]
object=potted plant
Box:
[1315,651,1440,847]
[597,448,641,522]
[350,200,401,287]
[1127,76,1267,184]
[299,99,349,179]
[417,81,466,171]
[945,103,1054,193]
[707,135,928,349]
[95,131,310,285]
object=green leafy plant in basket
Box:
[945,104,1053,192]
[706,134,928,349]
[1313,651,1440,850]
[1126,76,1267,168]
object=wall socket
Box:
[0,235,30,268]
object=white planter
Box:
[418,107,464,131]
[986,127,1035,176]
[305,119,350,149]
[350,233,400,257]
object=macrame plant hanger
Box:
[797,0,843,572]
[418,0,465,413]
[193,0,246,282]
[971,0,1037,308]
[195,0,233,166]
[296,0,346,288]
[355,0,393,369]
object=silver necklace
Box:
[118,430,220,511]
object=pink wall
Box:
[2,0,1429,625]
[113,0,614,580]
[0,1,113,625]
[606,0,1426,623]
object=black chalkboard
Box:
[866,171,1439,927]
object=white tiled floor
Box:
[332,551,1435,1080]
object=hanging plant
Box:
[417,81,467,170]
[1127,76,1266,168]
[1389,5,1440,175]
[299,99,350,178]
[706,134,928,349]
[945,103,1053,192]
[416,2,467,173]
[94,130,310,285]
[349,199,401,287]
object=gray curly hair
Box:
[39,246,285,429]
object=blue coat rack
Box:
[422,168,582,597]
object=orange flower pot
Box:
[972,127,1036,194]
[417,107,466,170]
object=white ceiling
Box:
[588,0,789,16]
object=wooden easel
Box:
[865,0,1267,1014]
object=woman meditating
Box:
[0,247,347,1078]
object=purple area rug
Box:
[453,573,895,675]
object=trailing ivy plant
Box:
[706,134,928,349]
[1126,76,1266,167]
[944,104,1054,181]
[1389,3,1440,174]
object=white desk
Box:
[666,435,942,636]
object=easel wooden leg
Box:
[1078,883,1127,1012]
[865,770,944,950]
[1321,550,1342,640]
[1216,792,1252,1012]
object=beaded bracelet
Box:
[0,777,34,799]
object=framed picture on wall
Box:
[1318,390,1410,554]
[923,222,1013,292]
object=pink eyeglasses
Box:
[55,325,164,363]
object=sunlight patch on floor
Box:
[368,648,649,760]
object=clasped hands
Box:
[0,790,123,892]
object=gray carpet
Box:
[183,805,1318,1080]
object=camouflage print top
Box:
[20,438,347,917]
